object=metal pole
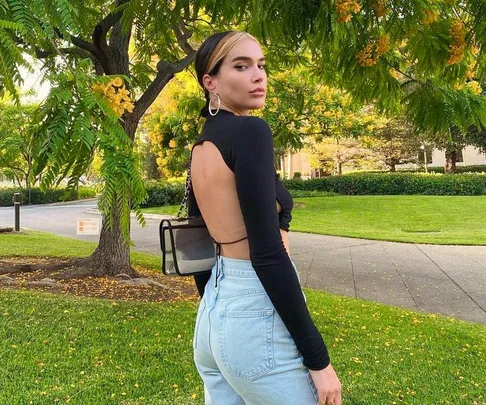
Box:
[14,193,20,231]
[423,149,428,173]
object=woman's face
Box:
[204,38,267,116]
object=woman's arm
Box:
[232,117,330,370]
[280,229,290,256]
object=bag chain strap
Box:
[177,164,192,219]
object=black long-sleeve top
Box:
[188,109,330,370]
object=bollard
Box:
[13,193,20,231]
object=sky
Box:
[19,58,51,102]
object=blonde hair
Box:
[205,31,258,77]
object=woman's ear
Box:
[203,74,217,93]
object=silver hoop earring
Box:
[209,94,221,116]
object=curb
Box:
[84,208,175,220]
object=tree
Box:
[146,67,375,178]
[142,70,204,178]
[0,1,254,277]
[0,101,39,188]
[363,116,423,172]
[4,0,486,276]
[143,67,320,178]
[242,0,486,154]
[306,136,374,175]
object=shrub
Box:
[425,165,486,174]
[288,190,338,198]
[282,173,486,196]
[293,172,302,179]
[142,180,185,208]
[0,186,97,207]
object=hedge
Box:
[282,173,486,196]
[141,181,185,208]
[0,186,97,207]
[424,165,486,174]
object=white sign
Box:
[77,218,100,235]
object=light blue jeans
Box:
[193,256,318,404]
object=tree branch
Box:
[34,46,93,60]
[172,51,197,74]
[92,0,130,74]
[172,19,195,56]
[130,51,196,124]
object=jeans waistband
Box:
[214,255,259,278]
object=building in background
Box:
[280,146,486,179]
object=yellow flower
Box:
[376,35,390,55]
[169,139,177,148]
[123,101,135,113]
[336,0,361,22]
[466,81,482,95]
[182,123,190,132]
[111,77,123,87]
[422,9,440,25]
[447,20,466,65]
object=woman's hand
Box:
[309,364,342,405]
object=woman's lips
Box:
[250,88,266,95]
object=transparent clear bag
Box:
[160,217,215,276]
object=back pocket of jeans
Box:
[219,309,275,381]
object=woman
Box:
[188,31,342,405]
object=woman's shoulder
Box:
[235,116,272,143]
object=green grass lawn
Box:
[1,231,486,404]
[142,195,486,245]
[0,230,161,270]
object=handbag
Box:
[159,165,216,276]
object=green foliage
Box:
[0,101,39,187]
[248,0,486,135]
[283,173,486,196]
[425,164,486,174]
[288,189,337,198]
[362,116,423,171]
[0,0,79,101]
[31,63,147,240]
[141,180,184,208]
[143,71,204,178]
[0,186,96,206]
[406,82,486,135]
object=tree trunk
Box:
[64,118,139,278]
[337,161,343,175]
[444,149,457,174]
[68,200,138,278]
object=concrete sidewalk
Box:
[288,232,486,325]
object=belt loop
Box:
[214,243,221,288]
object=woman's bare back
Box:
[191,141,288,258]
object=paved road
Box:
[0,199,162,255]
[1,200,485,325]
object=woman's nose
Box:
[253,69,264,83]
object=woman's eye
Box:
[234,65,247,70]
[259,64,266,70]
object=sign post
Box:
[13,193,20,231]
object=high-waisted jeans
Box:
[193,256,318,404]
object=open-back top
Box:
[188,109,330,370]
